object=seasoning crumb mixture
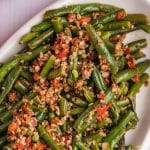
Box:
[0,3,150,150]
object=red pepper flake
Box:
[56,45,68,59]
[125,47,131,55]
[116,10,126,20]
[127,56,135,69]
[135,73,140,83]
[67,13,76,22]
[33,72,40,81]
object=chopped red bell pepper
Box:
[135,73,140,83]
[125,47,131,55]
[67,13,76,22]
[116,10,126,20]
[127,56,135,69]
[56,45,68,59]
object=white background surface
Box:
[0,0,54,46]
[0,0,150,149]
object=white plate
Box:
[0,0,150,149]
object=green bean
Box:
[103,21,131,30]
[103,111,136,149]
[128,73,149,99]
[85,24,118,74]
[73,102,98,132]
[59,97,68,116]
[32,97,41,106]
[91,9,126,26]
[116,99,130,107]
[71,97,88,107]
[44,4,120,19]
[126,114,138,130]
[27,92,37,100]
[28,29,54,49]
[0,66,22,104]
[37,124,61,150]
[0,99,23,122]
[71,107,85,115]
[0,137,7,147]
[18,44,50,61]
[113,59,150,83]
[0,120,12,133]
[108,27,138,37]
[103,38,115,53]
[101,31,111,39]
[21,70,33,81]
[110,102,120,122]
[68,51,78,85]
[104,88,114,104]
[138,24,150,33]
[19,32,40,44]
[132,51,145,60]
[125,14,149,24]
[14,80,28,95]
[44,5,80,19]
[116,56,126,71]
[0,58,20,82]
[32,21,52,32]
[40,55,56,78]
[126,39,147,53]
[94,118,112,129]
[51,17,64,33]
[82,130,103,143]
[75,141,90,150]
[79,113,97,133]
[80,4,120,14]
[92,65,107,91]
[47,66,64,80]
[109,130,125,150]
[83,88,95,103]
[36,110,47,123]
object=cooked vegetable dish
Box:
[0,3,150,150]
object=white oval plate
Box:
[0,0,150,149]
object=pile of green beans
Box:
[0,2,149,150]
